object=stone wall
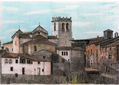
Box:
[1,74,67,84]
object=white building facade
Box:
[1,53,51,76]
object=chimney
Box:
[114,32,118,38]
[104,29,113,39]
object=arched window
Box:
[54,23,56,31]
[34,46,37,51]
[62,23,65,32]
[66,23,69,31]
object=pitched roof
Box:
[48,36,57,39]
[57,46,72,50]
[94,36,119,46]
[21,39,56,46]
[2,52,50,62]
[19,32,32,39]
[12,29,23,39]
[32,25,48,34]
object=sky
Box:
[1,0,119,43]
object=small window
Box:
[66,52,68,56]
[27,59,32,64]
[9,59,12,64]
[38,61,40,64]
[64,52,66,55]
[10,67,13,71]
[54,23,56,31]
[66,23,69,31]
[62,52,64,56]
[20,57,26,64]
[42,69,44,72]
[43,56,46,59]
[34,46,37,51]
[5,59,8,64]
[62,23,65,32]
[16,59,18,63]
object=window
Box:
[43,56,46,59]
[27,59,32,64]
[62,23,65,32]
[38,61,40,64]
[9,59,12,64]
[109,47,111,55]
[34,46,37,51]
[61,51,68,56]
[62,52,64,55]
[64,52,66,55]
[54,23,56,31]
[66,52,68,56]
[66,23,69,31]
[38,32,40,34]
[109,47,112,59]
[10,67,13,71]
[16,59,18,63]
[42,69,44,72]
[20,57,26,64]
[5,59,8,64]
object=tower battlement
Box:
[52,17,72,22]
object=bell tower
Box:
[51,17,72,47]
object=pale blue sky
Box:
[1,1,119,43]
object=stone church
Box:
[3,17,84,63]
[1,17,86,84]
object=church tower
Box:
[51,17,72,47]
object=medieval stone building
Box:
[1,17,87,84]
[85,29,119,83]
